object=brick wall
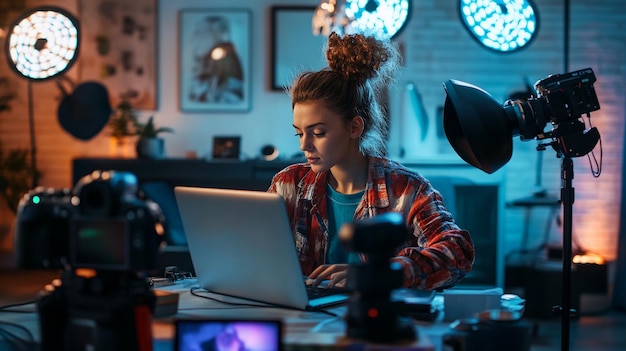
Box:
[393,0,625,262]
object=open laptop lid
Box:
[174,186,346,310]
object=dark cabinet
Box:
[72,157,297,274]
[72,157,295,190]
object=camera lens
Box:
[79,182,112,216]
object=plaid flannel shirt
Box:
[268,156,475,290]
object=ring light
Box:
[459,0,539,53]
[5,6,79,80]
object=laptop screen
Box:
[174,319,282,351]
[174,186,349,310]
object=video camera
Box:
[504,67,600,157]
[14,170,165,351]
[15,170,164,271]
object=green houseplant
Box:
[107,99,140,158]
[0,77,39,214]
[135,116,174,159]
[0,143,39,214]
[108,100,138,140]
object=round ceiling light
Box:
[459,0,539,53]
[5,6,80,80]
[345,0,411,40]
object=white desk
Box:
[152,279,443,351]
[0,273,447,351]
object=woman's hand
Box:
[307,264,349,288]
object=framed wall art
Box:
[179,9,251,113]
[78,0,158,110]
[271,6,328,91]
[212,136,241,159]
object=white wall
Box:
[156,0,319,161]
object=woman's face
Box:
[293,101,359,173]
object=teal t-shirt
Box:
[326,184,364,264]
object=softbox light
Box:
[442,67,600,175]
[442,80,515,174]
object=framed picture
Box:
[78,0,158,110]
[271,6,328,91]
[179,9,251,112]
[212,136,241,159]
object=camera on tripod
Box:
[443,67,602,174]
[340,212,418,343]
[14,170,165,351]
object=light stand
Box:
[27,81,37,187]
[4,6,80,187]
[558,155,575,351]
[547,118,600,351]
[527,116,600,351]
[441,67,601,351]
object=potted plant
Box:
[108,100,139,157]
[0,143,39,214]
[0,77,39,214]
[134,116,174,159]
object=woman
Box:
[268,32,474,290]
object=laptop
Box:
[173,186,349,310]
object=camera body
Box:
[15,170,163,272]
[14,170,164,351]
[535,67,600,125]
[504,67,601,157]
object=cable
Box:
[310,316,342,332]
[588,136,602,178]
[584,112,602,178]
[189,287,339,317]
[0,321,35,351]
[0,301,37,312]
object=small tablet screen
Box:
[175,319,282,351]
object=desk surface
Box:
[153,280,441,350]
[0,270,444,351]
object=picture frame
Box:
[212,136,241,159]
[271,6,328,91]
[179,9,251,112]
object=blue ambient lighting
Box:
[346,0,411,40]
[459,0,539,53]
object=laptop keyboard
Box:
[306,285,349,299]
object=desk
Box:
[152,280,439,351]
[0,270,441,351]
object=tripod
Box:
[556,155,575,351]
[542,119,601,351]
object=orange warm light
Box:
[572,253,605,265]
[75,268,98,278]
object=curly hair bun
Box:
[325,32,398,84]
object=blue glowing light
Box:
[459,0,539,53]
[345,0,411,40]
